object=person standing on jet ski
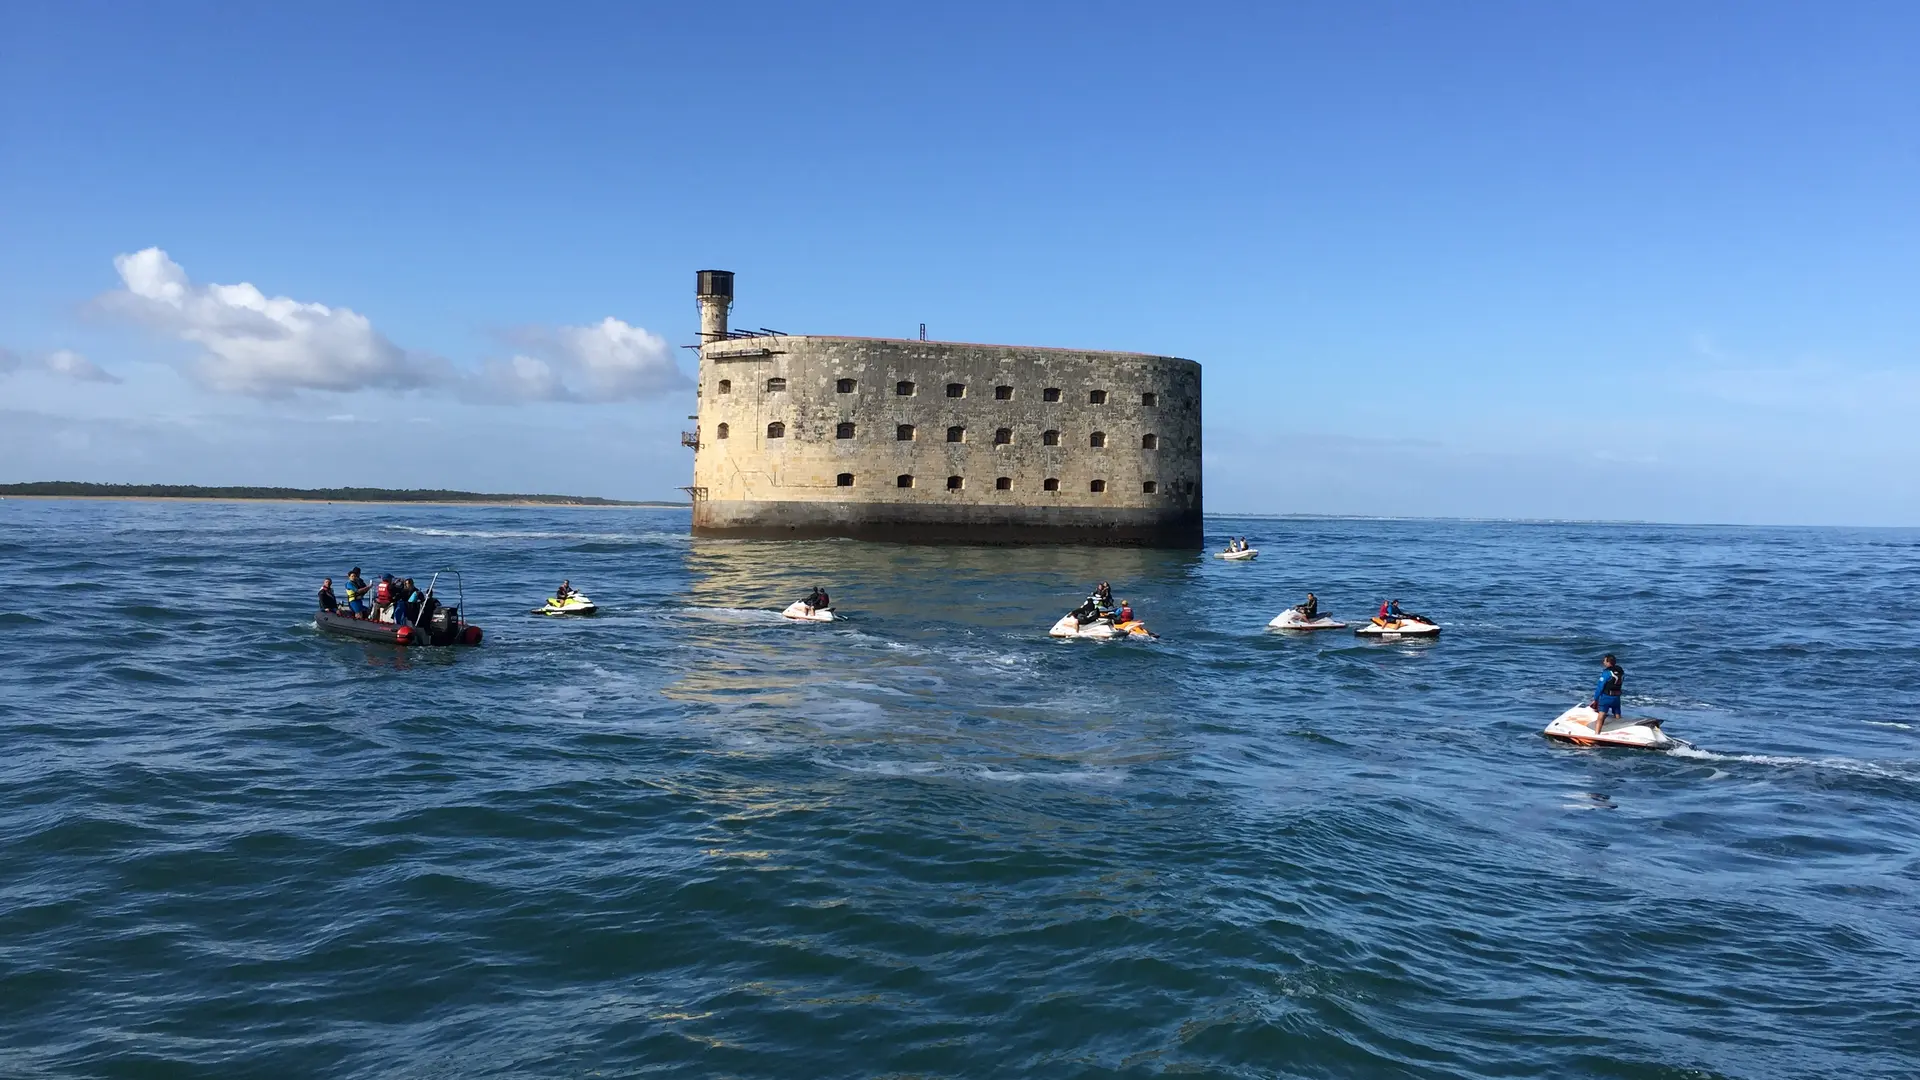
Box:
[803,586,830,612]
[1590,654,1625,721]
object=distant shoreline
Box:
[0,483,685,508]
[1,495,689,508]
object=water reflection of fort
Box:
[663,538,1196,776]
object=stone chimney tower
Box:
[696,270,734,345]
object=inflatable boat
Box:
[316,570,482,647]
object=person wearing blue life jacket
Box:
[1590,654,1625,722]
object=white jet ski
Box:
[1268,608,1347,631]
[781,601,835,622]
[1353,615,1440,638]
[534,592,597,616]
[1215,548,1258,560]
[1048,612,1156,640]
[1543,704,1675,750]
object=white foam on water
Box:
[1667,745,1919,783]
[682,606,789,624]
[813,756,1126,786]
[1864,721,1912,730]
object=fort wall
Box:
[689,335,1202,545]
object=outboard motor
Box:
[430,605,459,636]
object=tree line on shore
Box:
[0,482,657,505]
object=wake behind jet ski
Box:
[1354,598,1440,638]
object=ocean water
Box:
[2,500,1918,1079]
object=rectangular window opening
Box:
[995,476,1012,490]
[994,385,1014,400]
[837,473,854,487]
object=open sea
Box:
[2,499,1918,1079]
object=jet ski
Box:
[1543,704,1675,750]
[1215,548,1258,561]
[1048,612,1156,640]
[534,592,597,616]
[1268,607,1347,631]
[1353,614,1440,638]
[781,601,835,622]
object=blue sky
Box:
[2,1,1915,523]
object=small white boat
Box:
[1354,615,1440,638]
[1543,704,1675,750]
[534,593,597,616]
[1215,548,1258,561]
[1048,612,1155,640]
[781,601,835,622]
[1268,608,1347,631]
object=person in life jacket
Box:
[1297,592,1318,620]
[1590,654,1626,722]
[318,578,337,613]
[803,586,829,612]
[555,580,574,602]
[374,576,395,622]
[1117,600,1134,623]
[344,568,369,616]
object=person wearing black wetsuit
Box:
[804,586,830,611]
[1298,592,1318,619]
[318,578,337,613]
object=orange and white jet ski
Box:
[1354,614,1440,638]
[1543,704,1676,750]
[1049,611,1156,640]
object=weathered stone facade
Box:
[690,336,1202,545]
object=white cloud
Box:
[95,248,689,403]
[0,345,122,384]
[481,317,688,402]
[101,247,446,396]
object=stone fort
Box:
[685,271,1202,546]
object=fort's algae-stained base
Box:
[3,500,1917,1078]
